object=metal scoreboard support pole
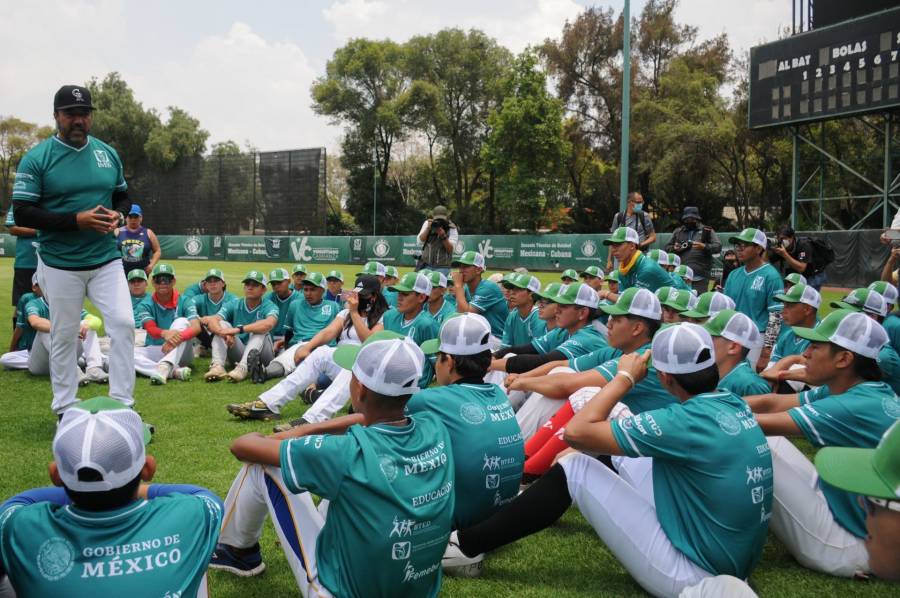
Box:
[619,0,631,214]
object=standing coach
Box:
[12,85,135,416]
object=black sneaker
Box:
[301,384,323,405]
[209,543,266,577]
[247,350,265,384]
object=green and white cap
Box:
[242,270,267,285]
[659,288,698,313]
[204,268,225,282]
[561,269,579,281]
[500,273,518,287]
[389,272,432,296]
[831,288,888,318]
[816,420,900,501]
[774,282,821,309]
[302,272,327,289]
[358,261,386,277]
[53,397,147,492]
[648,249,669,266]
[784,272,807,287]
[704,309,762,349]
[603,227,640,245]
[651,322,716,374]
[425,271,448,289]
[127,269,148,281]
[580,265,604,279]
[384,265,399,278]
[604,270,620,283]
[674,265,695,281]
[793,309,888,360]
[334,331,424,396]
[325,270,344,282]
[421,313,492,356]
[669,253,681,268]
[868,281,899,306]
[150,263,175,278]
[680,291,735,319]
[550,282,599,309]
[537,282,563,301]
[268,268,290,282]
[452,250,486,270]
[728,227,768,249]
[292,264,308,275]
[600,287,662,320]
[506,273,541,293]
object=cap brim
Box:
[599,304,629,315]
[774,293,799,303]
[792,325,829,343]
[333,344,362,370]
[388,284,415,293]
[815,446,895,499]
[679,309,707,319]
[830,300,857,311]
[602,239,621,246]
[56,103,95,110]
[451,260,474,267]
[143,422,153,445]
[420,339,440,355]
[242,278,264,284]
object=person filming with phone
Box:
[416,205,458,276]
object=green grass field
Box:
[0,257,889,597]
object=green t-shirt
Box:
[130,293,147,328]
[792,381,900,537]
[882,314,900,356]
[464,280,507,338]
[530,327,569,354]
[594,345,679,414]
[264,290,299,337]
[383,288,398,308]
[718,361,771,396]
[669,272,690,291]
[877,344,900,396]
[18,296,50,352]
[618,254,672,293]
[135,292,194,346]
[190,291,237,320]
[770,321,816,362]
[406,383,524,528]
[555,323,608,360]
[428,298,457,327]
[723,263,784,332]
[180,282,204,302]
[500,307,547,349]
[611,391,772,578]
[5,206,37,269]
[216,298,280,344]
[570,345,622,372]
[13,292,36,350]
[279,413,454,598]
[12,136,127,268]
[283,297,338,346]
[383,308,439,388]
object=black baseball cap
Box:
[54,85,94,111]
[354,275,382,297]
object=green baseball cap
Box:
[604,270,620,283]
[504,273,541,293]
[242,270,267,285]
[647,249,669,266]
[500,272,517,287]
[357,261,386,277]
[561,269,579,281]
[550,283,599,308]
[150,263,175,278]
[302,272,327,289]
[774,283,821,309]
[425,271,448,289]
[384,266,399,278]
[674,265,695,281]
[603,227,640,246]
[815,420,900,500]
[868,281,899,306]
[325,270,344,282]
[203,268,225,282]
[831,288,888,317]
[793,309,889,360]
[127,269,148,281]
[580,265,604,278]
[292,264,308,275]
[537,282,563,301]
[728,227,768,249]
[784,272,807,287]
[659,288,696,312]
[418,268,433,277]
[333,330,405,370]
[680,291,735,320]
[599,287,662,320]
[452,250,486,269]
[389,272,432,295]
[703,309,761,349]
[268,268,289,282]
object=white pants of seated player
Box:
[513,366,581,440]
[482,353,530,412]
[37,257,135,411]
[259,346,346,417]
[211,321,274,368]
[766,436,870,577]
[678,575,758,598]
[133,317,194,378]
[0,329,102,376]
[269,341,309,375]
[559,452,713,598]
[219,463,333,597]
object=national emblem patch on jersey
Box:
[93,150,113,169]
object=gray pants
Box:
[211,322,273,367]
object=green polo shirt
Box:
[5,206,37,269]
[618,254,672,293]
[723,263,783,332]
[500,307,547,349]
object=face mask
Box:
[781,239,791,249]
[685,220,698,229]
[633,204,643,213]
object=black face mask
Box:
[684,220,698,229]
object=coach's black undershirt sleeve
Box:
[13,201,77,232]
[494,343,539,359]
[506,350,567,374]
[112,189,130,215]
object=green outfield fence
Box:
[0,230,890,287]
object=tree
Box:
[144,107,209,170]
[0,117,53,212]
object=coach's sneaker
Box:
[442,531,484,577]
[273,417,312,433]
[174,367,192,382]
[227,364,249,383]
[208,543,266,577]
[77,369,90,387]
[150,363,171,385]
[84,366,109,384]
[247,349,265,384]
[205,363,227,382]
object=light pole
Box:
[372,146,377,235]
[619,0,631,214]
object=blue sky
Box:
[1,0,790,152]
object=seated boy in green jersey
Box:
[425,271,456,326]
[0,397,223,597]
[210,334,455,598]
[498,274,546,349]
[703,309,771,396]
[126,269,149,346]
[187,268,237,356]
[450,251,508,344]
[761,283,820,393]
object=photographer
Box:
[416,205,458,276]
[666,207,721,294]
[606,192,655,271]
[769,225,826,290]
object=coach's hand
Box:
[76,205,119,233]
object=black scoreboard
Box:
[749,6,900,129]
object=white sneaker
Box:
[85,366,109,383]
[150,363,171,385]
[174,367,192,381]
[441,531,484,577]
[77,369,90,387]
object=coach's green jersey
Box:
[130,293,147,327]
[877,344,900,395]
[264,290,298,337]
[181,282,204,302]
[5,206,37,269]
[594,345,678,414]
[723,263,783,332]
[792,381,900,537]
[280,413,454,598]
[611,391,772,579]
[406,383,524,528]
[882,314,900,356]
[428,297,457,327]
[0,490,222,598]
[500,307,547,349]
[383,308,439,388]
[669,272,691,292]
[190,291,236,320]
[135,292,193,346]
[12,136,127,268]
[718,361,771,396]
[383,288,398,308]
[13,292,36,350]
[217,298,280,344]
[570,345,622,372]
[618,253,672,293]
[464,280,507,338]
[283,297,337,346]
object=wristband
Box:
[616,371,635,389]
[237,325,245,334]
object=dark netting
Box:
[125,148,326,236]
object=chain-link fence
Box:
[126,148,326,235]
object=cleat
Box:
[226,400,280,420]
[227,364,248,383]
[442,531,484,577]
[301,384,323,405]
[205,363,227,382]
[150,363,171,385]
[247,350,265,384]
[208,543,266,577]
[78,370,90,387]
[85,366,109,384]
[174,367,191,381]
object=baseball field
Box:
[0,258,889,597]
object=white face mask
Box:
[781,239,791,249]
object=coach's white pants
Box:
[270,341,309,375]
[133,317,194,378]
[559,453,712,597]
[260,346,343,414]
[767,436,869,577]
[211,322,274,368]
[38,258,134,413]
[219,464,332,597]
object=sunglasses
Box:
[153,276,174,284]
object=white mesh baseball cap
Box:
[794,309,888,360]
[421,313,492,356]
[550,282,600,309]
[648,249,669,266]
[784,272,807,287]
[831,289,888,318]
[53,397,147,492]
[389,272,433,296]
[681,291,735,319]
[729,228,768,249]
[704,309,762,349]
[670,253,681,268]
[603,227,640,245]
[651,322,717,374]
[334,331,425,396]
[775,283,821,309]
[674,265,695,281]
[869,281,899,306]
[452,250,486,270]
[599,287,662,320]
[425,271,448,289]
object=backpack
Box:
[613,211,651,236]
[804,236,835,272]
